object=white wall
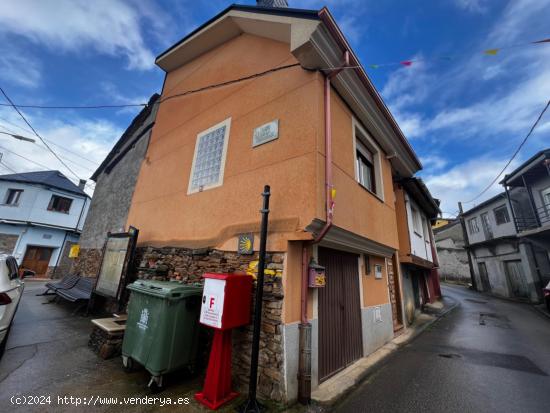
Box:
[0,223,77,266]
[465,196,516,245]
[0,181,88,230]
[404,193,433,262]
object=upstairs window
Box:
[493,205,510,225]
[353,119,384,200]
[468,217,480,234]
[48,195,73,213]
[356,140,376,193]
[4,188,23,206]
[188,118,231,194]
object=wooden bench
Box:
[56,277,96,314]
[39,274,80,296]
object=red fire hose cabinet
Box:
[195,273,253,409]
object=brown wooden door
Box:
[318,247,363,382]
[21,246,53,277]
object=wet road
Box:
[336,284,550,413]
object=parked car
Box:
[0,255,25,358]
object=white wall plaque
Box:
[375,264,383,279]
[200,278,226,329]
[253,119,279,147]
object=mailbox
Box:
[308,260,326,288]
[200,273,253,330]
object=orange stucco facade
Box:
[126,33,401,324]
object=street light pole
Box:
[0,131,36,143]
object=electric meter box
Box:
[199,273,253,330]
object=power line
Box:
[0,144,95,190]
[0,119,100,167]
[0,103,146,110]
[0,86,84,182]
[462,100,550,204]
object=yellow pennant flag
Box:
[331,188,337,200]
[484,49,499,55]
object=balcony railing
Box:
[515,201,550,232]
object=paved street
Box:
[336,284,550,413]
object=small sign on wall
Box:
[238,233,254,255]
[252,119,279,147]
[69,244,80,258]
[374,264,383,279]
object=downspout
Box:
[298,50,349,405]
[428,224,442,298]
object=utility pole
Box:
[458,201,477,291]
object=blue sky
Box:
[0,0,548,215]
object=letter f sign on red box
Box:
[209,296,215,309]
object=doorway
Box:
[478,262,491,292]
[21,246,54,277]
[318,247,363,382]
[505,260,529,298]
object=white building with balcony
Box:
[0,171,90,278]
[501,148,550,300]
[463,192,541,302]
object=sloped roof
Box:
[398,177,441,219]
[155,4,422,177]
[91,93,160,181]
[0,170,88,197]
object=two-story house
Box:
[463,192,540,302]
[0,171,89,278]
[119,2,424,404]
[501,148,550,300]
[394,177,441,325]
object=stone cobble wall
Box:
[71,248,103,277]
[135,246,286,402]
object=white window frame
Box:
[468,217,480,234]
[493,204,510,225]
[412,206,422,235]
[352,118,384,201]
[187,118,231,195]
[4,188,23,206]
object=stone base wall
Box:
[135,246,286,402]
[0,233,18,255]
[71,248,103,277]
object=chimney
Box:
[78,179,87,190]
[257,0,289,7]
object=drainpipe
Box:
[298,51,349,405]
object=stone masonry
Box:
[134,246,286,402]
[71,248,104,277]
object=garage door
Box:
[318,247,363,382]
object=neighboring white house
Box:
[0,171,90,278]
[463,192,540,302]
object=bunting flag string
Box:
[362,37,549,70]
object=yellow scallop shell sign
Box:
[238,234,254,255]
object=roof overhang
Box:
[501,149,550,187]
[399,177,440,219]
[156,5,422,177]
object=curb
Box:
[309,297,459,411]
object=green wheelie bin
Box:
[121,280,203,391]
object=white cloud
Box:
[420,155,448,172]
[0,0,169,70]
[0,43,42,88]
[422,156,521,216]
[454,0,489,13]
[0,107,122,195]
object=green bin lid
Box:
[127,280,203,299]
